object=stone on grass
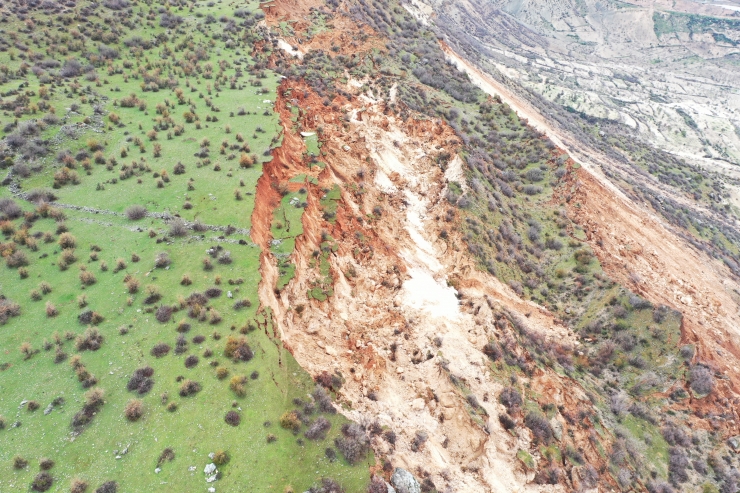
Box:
[204,463,217,475]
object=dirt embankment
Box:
[253,75,613,491]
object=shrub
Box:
[70,478,89,493]
[305,417,331,440]
[229,375,247,397]
[126,278,140,294]
[6,250,29,268]
[13,455,28,469]
[169,219,188,237]
[31,472,54,492]
[184,355,199,369]
[154,252,171,268]
[313,386,336,414]
[125,205,147,220]
[127,367,154,394]
[483,341,502,361]
[58,232,77,249]
[499,387,522,412]
[76,327,103,351]
[224,411,241,426]
[213,450,229,466]
[411,430,428,452]
[95,481,118,493]
[79,270,97,286]
[499,413,516,430]
[524,412,554,444]
[280,411,301,432]
[216,367,229,379]
[151,343,171,358]
[178,379,201,397]
[155,305,173,323]
[175,335,189,355]
[689,365,714,395]
[124,399,143,421]
[224,336,253,362]
[335,423,370,464]
[205,287,222,298]
[157,448,175,466]
[27,400,40,411]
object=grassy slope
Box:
[0,1,370,492]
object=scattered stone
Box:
[204,463,217,475]
[155,468,161,474]
[206,474,218,483]
[188,466,196,472]
[391,468,420,493]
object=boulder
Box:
[204,463,217,475]
[391,468,420,493]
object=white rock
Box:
[208,452,215,459]
[208,489,216,493]
[206,474,218,483]
[227,291,233,298]
[188,466,196,472]
[155,468,161,474]
[204,463,217,475]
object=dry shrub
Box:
[45,301,58,317]
[31,472,54,492]
[178,379,201,397]
[58,232,76,248]
[76,327,103,351]
[224,336,253,362]
[304,417,331,440]
[334,423,370,464]
[79,270,96,286]
[124,399,143,421]
[70,478,89,493]
[279,411,301,432]
[184,355,199,368]
[229,375,247,397]
[125,205,147,220]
